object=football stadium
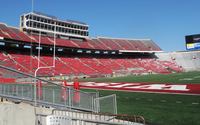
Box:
[0,1,200,125]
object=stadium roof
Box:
[32,11,88,26]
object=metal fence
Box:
[0,84,33,101]
[0,65,119,114]
[0,65,97,112]
[46,109,145,125]
[94,94,117,114]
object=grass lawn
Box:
[81,71,200,84]
[80,72,200,125]
[93,90,200,125]
[6,71,200,125]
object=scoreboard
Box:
[185,34,200,50]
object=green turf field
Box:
[81,71,200,125]
[96,90,200,125]
[81,71,200,84]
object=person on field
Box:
[73,77,80,105]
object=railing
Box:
[0,64,145,125]
[94,94,117,114]
[0,65,96,112]
[46,109,145,125]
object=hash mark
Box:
[161,100,166,102]
[192,102,199,105]
[176,101,182,103]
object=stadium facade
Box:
[0,12,199,79]
[0,11,200,125]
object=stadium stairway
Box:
[0,99,145,125]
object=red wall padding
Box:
[0,78,16,83]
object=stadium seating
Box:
[0,23,161,51]
[98,38,121,50]
[0,50,182,77]
[0,22,182,77]
[0,24,22,41]
[87,39,108,50]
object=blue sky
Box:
[0,0,199,52]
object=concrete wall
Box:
[0,101,35,125]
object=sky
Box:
[0,0,200,52]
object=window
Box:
[77,50,82,53]
[71,30,74,34]
[33,22,37,28]
[48,25,51,30]
[58,48,63,51]
[36,17,40,21]
[41,18,44,22]
[103,51,108,54]
[41,24,45,29]
[26,22,29,27]
[86,27,88,30]
[52,26,55,31]
[74,30,77,34]
[86,50,91,53]
[111,51,116,54]
[33,16,36,20]
[65,29,68,33]
[29,15,33,20]
[83,32,86,36]
[36,47,42,50]
[95,51,100,54]
[44,19,47,23]
[25,15,29,19]
[62,28,65,33]
[36,23,40,28]
[24,45,31,49]
[77,30,80,35]
[0,42,5,46]
[45,24,48,30]
[69,24,72,28]
[58,27,62,32]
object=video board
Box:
[185,34,200,50]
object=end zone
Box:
[77,82,200,95]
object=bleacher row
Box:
[0,23,161,51]
[0,51,182,77]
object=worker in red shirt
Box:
[73,77,80,104]
[73,77,80,90]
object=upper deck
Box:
[20,12,89,39]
